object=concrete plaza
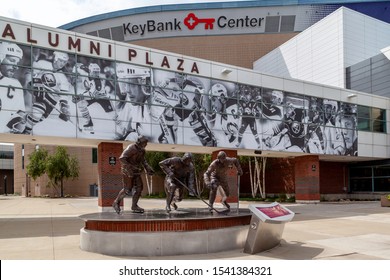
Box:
[1,195,390,260]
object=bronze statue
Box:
[204,151,243,212]
[159,152,196,212]
[112,135,154,214]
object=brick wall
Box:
[294,155,320,201]
[97,142,123,208]
[320,161,348,194]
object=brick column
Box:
[294,155,320,203]
[97,142,123,212]
[213,149,240,209]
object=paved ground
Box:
[1,195,390,260]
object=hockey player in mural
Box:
[0,42,27,133]
[323,99,341,154]
[206,82,239,146]
[261,93,358,155]
[259,89,284,120]
[235,84,262,149]
[262,94,309,152]
[306,97,325,153]
[148,70,181,144]
[333,102,358,155]
[72,57,120,136]
[114,62,154,141]
[152,71,216,146]
[23,49,75,135]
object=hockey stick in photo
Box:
[34,93,83,133]
[50,104,82,132]
[173,177,229,215]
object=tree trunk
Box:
[60,178,64,197]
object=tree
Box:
[240,156,267,198]
[192,153,211,196]
[27,146,80,197]
[26,148,48,180]
[144,151,169,195]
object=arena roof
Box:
[59,0,390,30]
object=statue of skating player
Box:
[203,151,243,212]
[159,152,196,212]
[112,135,154,214]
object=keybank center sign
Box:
[121,5,318,40]
[123,13,265,37]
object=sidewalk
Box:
[1,195,390,260]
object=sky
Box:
[1,0,244,28]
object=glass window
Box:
[374,166,390,177]
[357,106,386,133]
[92,148,97,163]
[350,165,390,192]
[357,118,371,131]
[357,105,370,119]
[372,120,386,133]
[374,178,390,192]
[350,178,373,192]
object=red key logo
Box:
[184,13,215,30]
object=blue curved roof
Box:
[59,0,390,29]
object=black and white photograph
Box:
[72,54,118,139]
[0,38,359,156]
[0,41,30,134]
[206,80,239,147]
[235,84,262,149]
[151,69,215,146]
[115,62,154,142]
[23,47,77,138]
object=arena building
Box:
[1,0,390,201]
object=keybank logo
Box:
[123,12,265,36]
[184,13,215,30]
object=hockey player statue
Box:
[159,152,196,212]
[204,151,243,212]
[112,135,154,214]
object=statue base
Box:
[79,208,251,257]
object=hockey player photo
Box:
[323,99,341,155]
[332,102,358,156]
[306,96,325,154]
[206,81,239,147]
[259,89,284,121]
[72,56,119,139]
[262,93,309,152]
[0,42,29,134]
[152,70,216,146]
[23,48,77,137]
[115,62,153,141]
[235,84,262,149]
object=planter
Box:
[380,196,390,207]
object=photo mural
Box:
[0,40,357,156]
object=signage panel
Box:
[248,202,295,222]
